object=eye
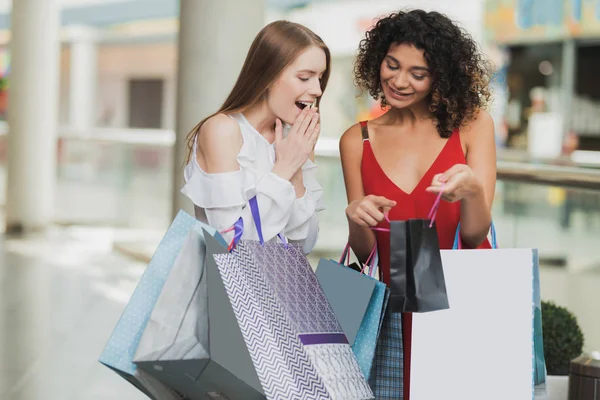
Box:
[299,77,309,82]
[386,62,399,71]
[412,74,426,80]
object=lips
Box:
[387,84,414,99]
[295,100,315,110]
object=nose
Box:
[392,71,410,89]
[308,78,323,98]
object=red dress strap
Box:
[359,120,369,140]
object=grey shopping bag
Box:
[134,226,265,400]
[315,256,376,345]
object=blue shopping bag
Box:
[532,249,547,385]
[352,276,389,380]
[98,210,226,399]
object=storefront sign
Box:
[485,0,600,43]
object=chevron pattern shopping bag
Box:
[212,197,374,400]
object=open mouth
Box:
[295,100,314,110]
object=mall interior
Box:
[0,0,599,399]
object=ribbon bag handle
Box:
[220,218,245,252]
[361,243,379,278]
[427,182,446,228]
[249,196,265,245]
[452,222,498,250]
[338,241,378,278]
[249,196,288,248]
[338,243,352,265]
[221,196,288,251]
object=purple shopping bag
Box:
[212,197,374,400]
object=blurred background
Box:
[1,0,599,398]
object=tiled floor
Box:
[0,227,149,399]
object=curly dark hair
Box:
[354,9,492,138]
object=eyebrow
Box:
[298,69,321,74]
[385,55,429,72]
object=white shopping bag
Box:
[410,248,537,400]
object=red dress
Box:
[359,121,491,399]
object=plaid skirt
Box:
[369,309,404,399]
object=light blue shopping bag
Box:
[98,210,226,399]
[532,249,547,385]
[352,276,389,380]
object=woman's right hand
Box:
[346,195,397,227]
[272,106,320,180]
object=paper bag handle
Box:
[221,196,288,251]
[452,222,498,249]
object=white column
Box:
[171,0,265,218]
[560,39,576,135]
[6,0,60,233]
[65,25,99,130]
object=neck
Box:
[384,100,433,125]
[242,101,277,137]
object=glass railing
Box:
[0,128,598,354]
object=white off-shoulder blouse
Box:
[181,112,325,254]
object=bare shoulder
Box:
[339,122,364,156]
[460,109,494,147]
[196,113,243,172]
[462,109,494,136]
[198,113,243,150]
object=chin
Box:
[386,98,414,109]
[386,95,427,110]
[281,115,295,126]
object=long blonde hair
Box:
[185,20,331,162]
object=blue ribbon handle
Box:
[452,222,497,250]
[247,196,288,248]
[248,196,265,245]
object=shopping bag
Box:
[453,223,546,385]
[316,244,389,380]
[351,247,390,381]
[212,197,374,400]
[532,249,547,385]
[388,190,449,313]
[98,210,201,400]
[315,244,376,345]
[410,245,540,400]
[133,223,265,400]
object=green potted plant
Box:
[542,301,584,400]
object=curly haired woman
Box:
[339,10,496,399]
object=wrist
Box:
[294,185,307,198]
[290,169,303,184]
[465,176,484,200]
[272,163,295,181]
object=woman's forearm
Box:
[459,179,492,248]
[348,219,377,263]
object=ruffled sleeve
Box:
[284,158,326,253]
[180,123,297,244]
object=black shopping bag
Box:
[388,190,449,313]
